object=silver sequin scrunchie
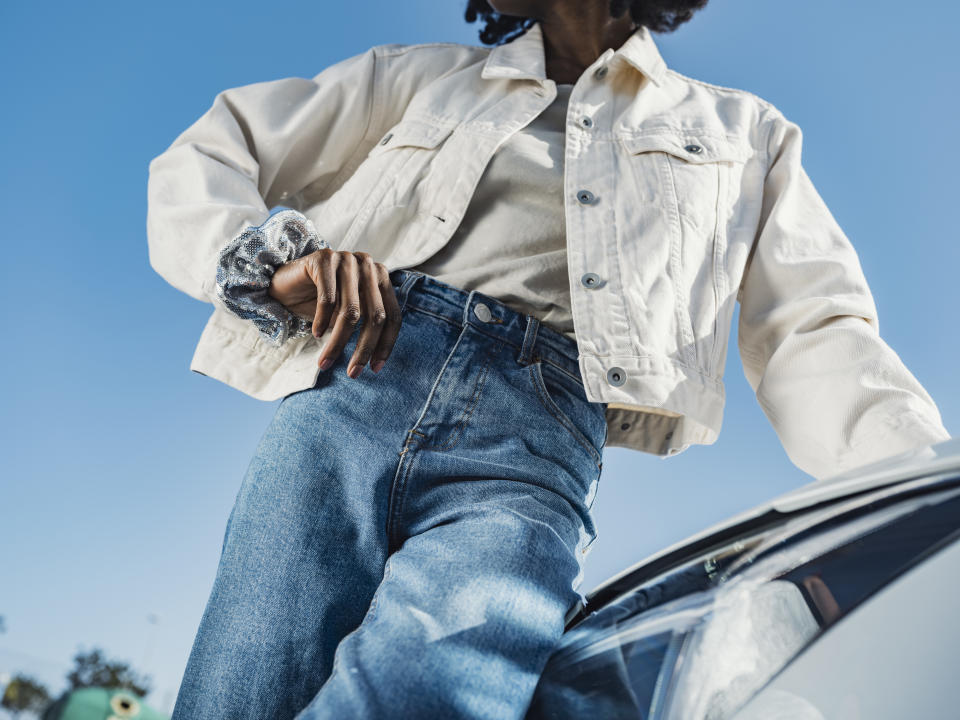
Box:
[215,209,330,346]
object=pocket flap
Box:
[368,119,457,157]
[619,132,751,164]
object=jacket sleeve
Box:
[736,109,951,481]
[146,46,378,306]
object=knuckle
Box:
[368,308,387,327]
[317,292,337,306]
[305,249,327,267]
[344,304,363,325]
[301,254,324,277]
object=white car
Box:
[525,436,960,720]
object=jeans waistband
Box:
[389,268,583,385]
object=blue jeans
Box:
[171,269,608,720]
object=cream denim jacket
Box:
[146,21,950,480]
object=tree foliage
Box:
[2,674,51,718]
[66,648,152,698]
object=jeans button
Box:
[474,303,492,323]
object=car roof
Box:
[592,436,960,595]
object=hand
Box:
[268,249,403,378]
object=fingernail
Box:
[348,364,361,379]
[372,360,385,374]
[319,357,332,370]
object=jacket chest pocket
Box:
[364,119,456,207]
[617,131,749,372]
[339,118,457,252]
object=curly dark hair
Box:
[464,0,708,45]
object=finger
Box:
[348,253,387,374]
[369,264,403,373]
[318,253,362,372]
[283,253,321,324]
[271,254,319,310]
[311,249,339,338]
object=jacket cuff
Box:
[214,209,329,346]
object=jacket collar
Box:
[480,20,667,87]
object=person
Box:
[145,1,952,718]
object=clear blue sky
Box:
[1,0,957,714]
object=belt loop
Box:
[518,315,540,365]
[463,290,478,327]
[394,269,424,313]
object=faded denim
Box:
[171,269,608,720]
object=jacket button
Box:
[684,144,703,154]
[580,272,600,288]
[606,366,626,386]
[474,303,493,323]
[594,65,608,79]
[579,116,593,128]
[380,133,393,145]
[577,189,596,205]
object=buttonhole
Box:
[433,215,446,222]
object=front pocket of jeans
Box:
[528,360,603,467]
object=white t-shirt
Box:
[411,84,577,341]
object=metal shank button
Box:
[580,272,600,288]
[580,116,593,128]
[684,144,703,154]
[606,366,626,386]
[594,65,608,79]
[474,303,493,323]
[577,189,596,205]
[380,133,393,145]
